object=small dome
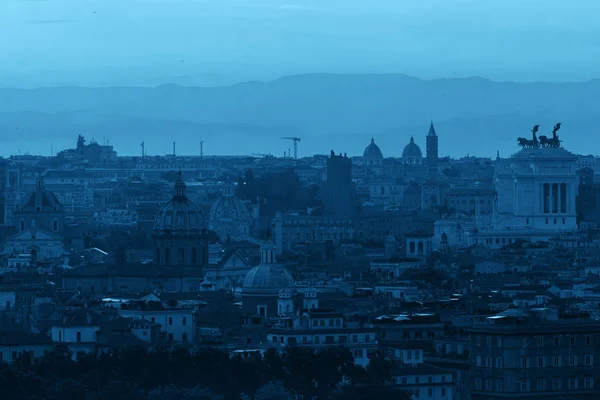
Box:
[402,136,422,158]
[21,175,62,212]
[363,138,383,159]
[154,174,205,232]
[209,196,250,221]
[243,264,295,291]
[304,286,317,298]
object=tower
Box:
[303,286,319,310]
[278,288,294,315]
[426,121,438,162]
[322,151,356,216]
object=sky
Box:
[1,0,600,87]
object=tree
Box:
[252,381,293,400]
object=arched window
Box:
[155,248,161,265]
[409,242,415,253]
[165,248,171,264]
[178,248,185,264]
[53,219,58,232]
[418,241,424,253]
[191,248,197,264]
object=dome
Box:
[363,138,383,160]
[209,196,250,221]
[154,174,206,232]
[22,175,62,212]
[242,264,295,291]
[402,136,422,158]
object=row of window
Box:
[475,377,594,391]
[475,335,592,347]
[311,318,342,328]
[270,334,372,346]
[409,388,448,398]
[400,375,448,385]
[475,354,593,368]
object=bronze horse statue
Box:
[539,122,562,148]
[517,124,540,148]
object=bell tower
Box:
[426,121,438,162]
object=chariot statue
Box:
[517,123,561,148]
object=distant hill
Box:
[1,73,598,158]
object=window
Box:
[485,379,493,391]
[586,335,592,345]
[476,356,482,367]
[486,336,492,346]
[12,351,17,361]
[182,333,188,342]
[521,380,530,392]
[584,377,594,389]
[168,333,173,341]
[569,377,578,390]
[476,336,481,346]
[168,317,173,326]
[537,357,545,368]
[496,357,503,368]
[537,379,546,391]
[441,388,446,396]
[537,337,544,346]
[442,376,446,383]
[526,217,529,225]
[495,379,503,392]
[53,219,58,232]
[352,335,358,343]
[570,336,576,345]
[428,388,433,397]
[497,337,502,347]
[585,354,593,366]
[522,338,528,347]
[521,357,529,368]
[554,336,560,346]
[475,378,482,390]
[485,356,492,368]
[76,331,82,343]
[552,378,562,390]
[569,355,577,366]
[182,317,187,326]
[553,355,562,367]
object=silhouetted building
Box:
[469,311,600,399]
[323,151,356,216]
[152,172,209,267]
[14,174,65,235]
[426,121,439,162]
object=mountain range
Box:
[1,73,598,158]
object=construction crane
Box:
[281,137,301,159]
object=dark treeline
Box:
[0,345,408,400]
[236,169,321,216]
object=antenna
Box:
[141,142,145,159]
[200,140,204,159]
[50,139,53,157]
[173,141,176,158]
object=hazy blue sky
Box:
[2,0,599,86]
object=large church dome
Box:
[402,136,422,158]
[154,173,205,232]
[363,138,383,161]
